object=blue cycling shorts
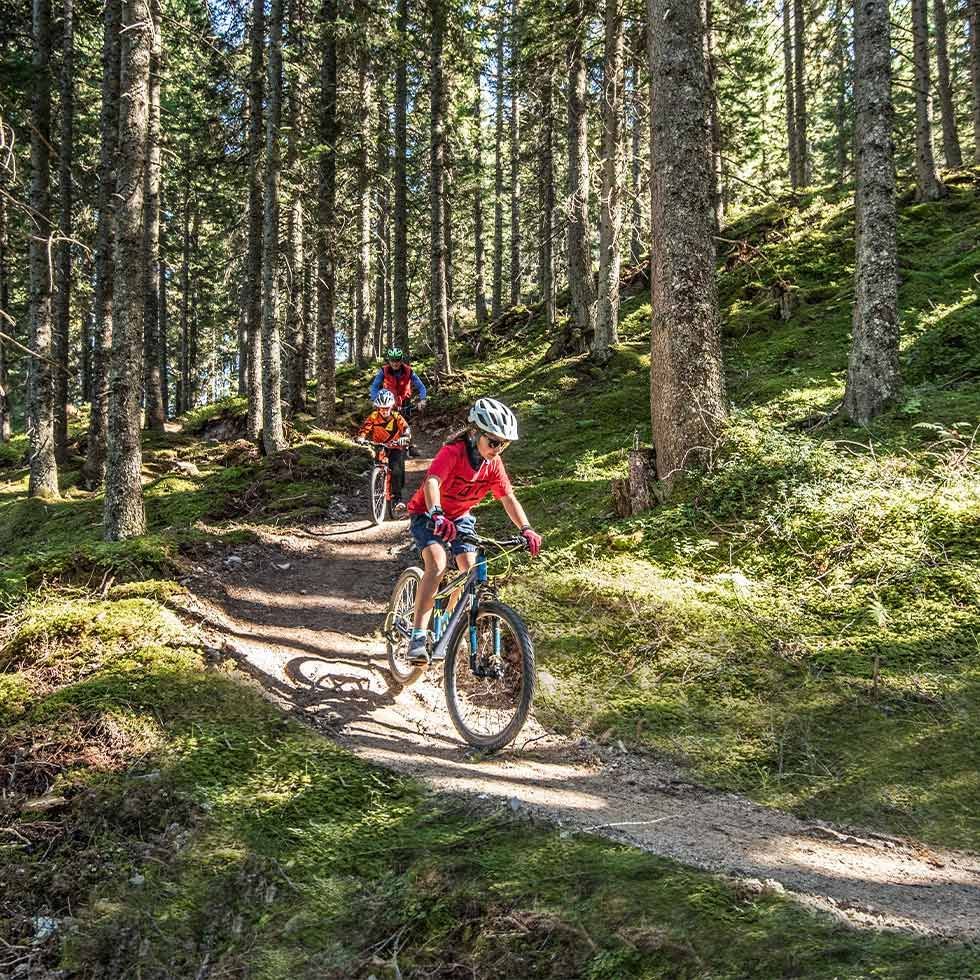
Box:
[409,512,477,556]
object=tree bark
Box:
[473,63,489,328]
[492,4,505,320]
[159,200,169,418]
[104,0,151,539]
[246,0,264,438]
[285,0,306,415]
[355,29,373,367]
[782,0,798,188]
[844,0,900,425]
[444,112,456,338]
[793,0,808,185]
[630,63,645,265]
[28,0,59,497]
[595,0,623,363]
[648,0,726,482]
[538,70,555,329]
[84,0,119,488]
[374,85,390,357]
[316,0,338,423]
[911,0,947,200]
[932,0,962,167]
[834,0,850,181]
[143,0,165,431]
[508,0,521,306]
[566,2,597,351]
[705,0,724,226]
[262,0,287,453]
[430,0,451,373]
[53,0,73,461]
[179,190,190,412]
[0,193,10,442]
[393,0,409,354]
[972,0,980,165]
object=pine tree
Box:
[910,0,946,200]
[473,62,489,328]
[393,0,409,353]
[492,4,505,320]
[430,0,452,373]
[246,0,265,439]
[0,191,10,442]
[844,0,900,425]
[538,69,555,329]
[508,0,521,307]
[355,22,373,366]
[105,0,151,539]
[594,0,623,363]
[28,0,59,498]
[932,0,962,167]
[261,0,287,453]
[648,0,726,481]
[968,0,980,164]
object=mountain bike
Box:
[363,436,410,525]
[382,529,536,751]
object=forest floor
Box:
[174,430,980,942]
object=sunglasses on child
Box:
[482,434,509,450]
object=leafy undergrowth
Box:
[454,172,980,851]
[2,596,976,978]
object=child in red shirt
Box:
[355,390,410,510]
[405,397,542,665]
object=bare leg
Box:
[413,543,447,630]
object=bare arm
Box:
[422,475,443,513]
[500,492,531,529]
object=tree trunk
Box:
[473,63,489,329]
[28,0,59,498]
[793,0,808,185]
[630,63,645,265]
[393,0,409,354]
[374,85,390,357]
[84,0,120,488]
[509,0,521,307]
[53,0,73,461]
[444,117,456,338]
[317,0,338,423]
[911,0,947,200]
[285,1,306,415]
[246,0,264,438]
[782,0,798,188]
[843,0,900,425]
[972,0,980,165]
[0,194,10,443]
[179,190,190,412]
[932,0,962,167]
[834,0,850,181]
[143,0,165,431]
[705,0,724,227]
[159,201,169,418]
[261,0,287,453]
[104,0,151,539]
[356,32,373,367]
[538,70,555,330]
[430,0,452,373]
[492,5,505,320]
[648,0,726,482]
[566,3,597,351]
[595,0,623,363]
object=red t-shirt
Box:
[407,440,513,520]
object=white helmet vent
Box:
[468,397,519,441]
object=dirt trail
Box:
[179,440,980,943]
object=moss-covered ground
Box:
[1,171,979,976]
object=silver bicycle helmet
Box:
[468,397,519,441]
[373,389,397,409]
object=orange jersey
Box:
[357,410,408,445]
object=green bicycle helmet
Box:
[385,347,403,361]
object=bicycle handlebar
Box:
[426,519,527,552]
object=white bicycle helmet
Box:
[468,397,519,441]
[373,389,396,409]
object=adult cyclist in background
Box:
[369,348,427,458]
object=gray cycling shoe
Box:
[407,632,430,665]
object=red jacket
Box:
[382,363,414,406]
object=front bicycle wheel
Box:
[384,566,425,686]
[369,466,389,525]
[444,601,535,751]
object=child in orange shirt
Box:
[355,389,411,511]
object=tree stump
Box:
[611,447,658,516]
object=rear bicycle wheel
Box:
[370,465,389,525]
[384,566,425,686]
[443,601,535,751]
